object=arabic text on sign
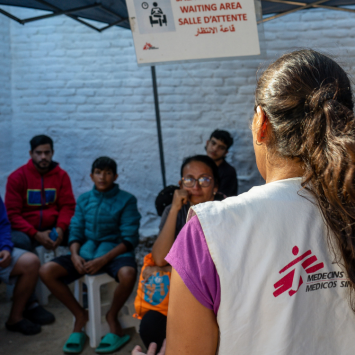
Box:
[195,26,218,36]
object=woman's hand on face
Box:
[171,189,189,212]
[132,340,166,355]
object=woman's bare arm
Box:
[166,268,219,355]
[152,207,179,266]
[152,190,189,266]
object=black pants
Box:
[139,310,167,351]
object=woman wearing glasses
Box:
[138,155,223,351]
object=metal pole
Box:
[151,66,166,188]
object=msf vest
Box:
[188,178,355,355]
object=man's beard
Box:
[33,159,51,171]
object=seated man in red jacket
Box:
[5,135,76,252]
[5,134,76,325]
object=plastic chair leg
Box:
[35,246,51,305]
[74,277,84,307]
[86,275,103,348]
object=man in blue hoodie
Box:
[40,157,141,353]
[0,196,42,335]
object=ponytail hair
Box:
[255,49,355,310]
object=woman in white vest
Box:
[132,50,355,355]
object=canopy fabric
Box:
[1,0,355,31]
[0,0,131,31]
[262,0,355,15]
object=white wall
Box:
[1,7,355,235]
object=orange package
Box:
[133,253,171,319]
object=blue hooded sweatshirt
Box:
[0,196,13,253]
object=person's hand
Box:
[0,250,11,269]
[142,266,161,281]
[132,340,166,355]
[53,227,64,249]
[34,230,55,250]
[171,189,189,212]
[84,257,107,275]
[71,253,87,274]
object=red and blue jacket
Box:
[5,159,76,237]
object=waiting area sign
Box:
[127,0,260,65]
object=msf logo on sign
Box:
[143,42,158,50]
[273,246,324,298]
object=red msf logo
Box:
[143,43,153,50]
[273,246,324,298]
[143,42,158,50]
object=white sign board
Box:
[127,0,260,65]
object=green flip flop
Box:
[63,332,87,354]
[95,333,130,354]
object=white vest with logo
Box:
[188,178,355,355]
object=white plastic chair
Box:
[74,273,140,348]
[74,273,117,348]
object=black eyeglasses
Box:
[182,175,213,188]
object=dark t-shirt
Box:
[218,159,238,197]
[159,203,190,240]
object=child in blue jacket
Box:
[40,157,141,353]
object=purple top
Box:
[165,215,221,315]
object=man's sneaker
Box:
[23,305,55,325]
[6,319,41,335]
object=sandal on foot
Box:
[95,333,130,354]
[63,332,87,354]
[5,318,41,335]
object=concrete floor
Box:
[0,283,145,355]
